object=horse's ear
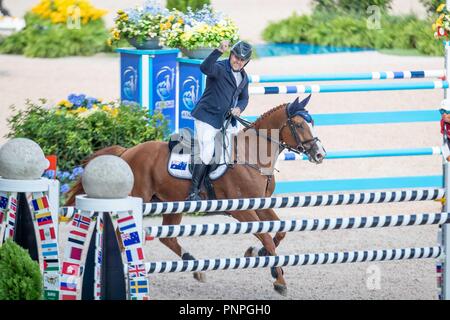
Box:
[298,94,311,110]
[288,95,311,116]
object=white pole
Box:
[443,163,450,300]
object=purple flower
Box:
[68,94,86,107]
[60,184,70,194]
[72,166,84,177]
[42,170,56,179]
[86,97,98,109]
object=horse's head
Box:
[281,95,326,164]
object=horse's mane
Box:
[243,103,288,131]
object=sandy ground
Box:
[1,0,447,300]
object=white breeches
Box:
[194,119,239,164]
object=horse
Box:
[66,95,326,296]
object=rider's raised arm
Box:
[200,49,223,78]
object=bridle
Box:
[280,105,320,155]
[230,103,320,156]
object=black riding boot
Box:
[186,163,208,201]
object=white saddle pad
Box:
[167,153,228,180]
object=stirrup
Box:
[186,191,201,201]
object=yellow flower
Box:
[438,3,446,13]
[110,108,119,117]
[177,18,184,24]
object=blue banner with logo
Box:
[120,53,140,104]
[178,59,206,131]
[151,53,178,133]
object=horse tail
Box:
[64,145,128,206]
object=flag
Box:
[9,197,17,211]
[121,231,141,247]
[0,196,8,209]
[41,242,58,253]
[72,214,90,231]
[62,262,80,276]
[39,227,56,242]
[69,247,82,261]
[129,279,148,294]
[61,294,77,300]
[44,290,59,301]
[43,259,59,272]
[37,214,53,227]
[125,247,144,263]
[128,264,146,278]
[60,281,77,292]
[35,211,51,220]
[43,273,60,291]
[117,214,137,232]
[32,196,49,211]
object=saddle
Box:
[167,128,231,199]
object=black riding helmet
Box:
[230,41,252,71]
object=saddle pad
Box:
[167,152,227,181]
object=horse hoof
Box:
[270,266,284,279]
[244,246,258,257]
[273,282,288,296]
[193,272,206,283]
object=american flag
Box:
[9,197,17,211]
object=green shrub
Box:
[0,13,109,58]
[312,0,392,13]
[6,97,169,171]
[262,11,442,56]
[0,240,42,300]
[420,0,445,16]
[166,0,211,12]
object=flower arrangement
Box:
[56,94,119,117]
[433,3,450,39]
[31,0,107,25]
[109,0,171,47]
[160,4,239,50]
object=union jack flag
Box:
[128,264,146,278]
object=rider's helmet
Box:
[230,41,252,62]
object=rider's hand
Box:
[218,40,230,53]
[231,107,241,117]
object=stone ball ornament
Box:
[82,155,134,199]
[0,138,50,180]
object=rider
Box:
[187,39,253,201]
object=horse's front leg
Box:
[229,209,288,296]
[157,213,206,282]
[245,208,286,255]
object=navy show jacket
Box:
[190,49,249,129]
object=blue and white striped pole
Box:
[142,246,442,275]
[249,70,445,83]
[248,80,449,95]
[145,212,450,239]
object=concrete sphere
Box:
[0,138,49,180]
[82,155,134,199]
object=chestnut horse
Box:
[66,96,326,296]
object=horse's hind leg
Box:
[230,210,287,296]
[158,213,206,282]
